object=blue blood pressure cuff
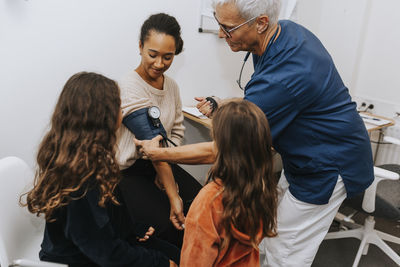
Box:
[122,107,167,141]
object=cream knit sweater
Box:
[116,71,185,170]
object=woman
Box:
[180,99,278,266]
[23,72,178,266]
[116,13,202,249]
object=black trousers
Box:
[119,159,203,248]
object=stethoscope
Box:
[236,24,280,91]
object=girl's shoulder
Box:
[185,179,224,232]
[191,180,224,210]
[66,186,110,229]
[201,179,223,196]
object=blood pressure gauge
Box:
[148,106,161,127]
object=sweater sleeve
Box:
[64,190,169,267]
[169,80,185,146]
[180,185,221,267]
[116,73,159,169]
[119,75,153,117]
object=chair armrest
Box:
[12,259,68,267]
[373,166,400,180]
[362,166,400,213]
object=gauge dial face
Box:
[148,106,161,119]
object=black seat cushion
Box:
[376,164,400,209]
[344,193,400,220]
[344,164,400,221]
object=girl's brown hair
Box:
[23,72,121,221]
[209,99,278,248]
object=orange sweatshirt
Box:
[180,180,264,266]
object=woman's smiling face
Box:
[139,30,176,81]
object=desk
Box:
[184,110,395,162]
[360,112,395,163]
[184,110,395,132]
[360,112,395,133]
[183,111,211,128]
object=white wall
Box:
[295,0,400,117]
[1,0,400,169]
[352,0,400,109]
[295,0,369,92]
[0,0,247,168]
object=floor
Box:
[312,206,400,267]
[260,206,400,267]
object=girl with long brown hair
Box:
[180,99,278,266]
[23,72,178,267]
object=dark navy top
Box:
[39,185,174,267]
[245,20,374,204]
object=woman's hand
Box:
[169,195,185,230]
[137,226,155,242]
[170,260,178,267]
[195,97,213,118]
[134,135,163,160]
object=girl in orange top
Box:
[180,99,278,266]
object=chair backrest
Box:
[0,157,44,266]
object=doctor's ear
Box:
[256,16,269,33]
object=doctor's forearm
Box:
[154,142,215,164]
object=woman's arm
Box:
[169,85,185,146]
[151,161,185,230]
[135,136,216,165]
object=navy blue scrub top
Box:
[245,20,374,204]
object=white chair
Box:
[0,156,66,267]
[325,165,400,267]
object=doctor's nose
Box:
[218,28,228,39]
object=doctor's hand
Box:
[134,135,163,160]
[195,97,214,118]
[169,195,185,230]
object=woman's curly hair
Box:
[22,72,121,222]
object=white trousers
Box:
[260,173,347,267]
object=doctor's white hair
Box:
[212,0,281,25]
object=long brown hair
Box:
[22,72,121,221]
[208,99,278,248]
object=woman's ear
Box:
[139,41,143,55]
[256,15,269,34]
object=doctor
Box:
[137,0,374,266]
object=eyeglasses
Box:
[213,12,258,38]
